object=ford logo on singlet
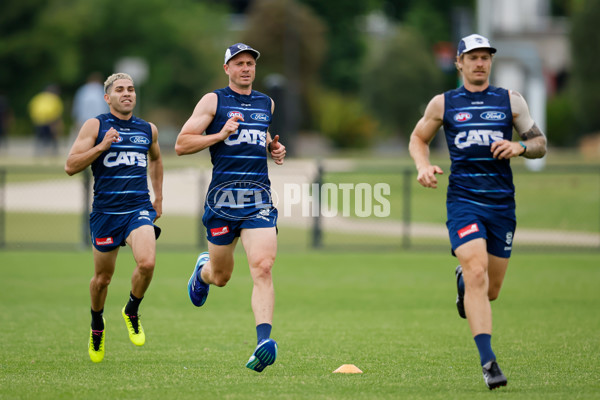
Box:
[130,136,150,145]
[454,112,472,122]
[227,111,244,119]
[480,111,506,121]
[251,113,269,122]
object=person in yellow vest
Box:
[28,84,63,155]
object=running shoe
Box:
[188,251,210,307]
[482,360,507,390]
[246,339,278,373]
[88,318,105,363]
[455,265,466,319]
[122,306,145,346]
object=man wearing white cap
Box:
[408,34,547,389]
[175,43,286,373]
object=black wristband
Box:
[267,142,272,152]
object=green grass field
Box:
[1,249,599,399]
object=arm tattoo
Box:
[519,122,543,140]
[519,122,547,159]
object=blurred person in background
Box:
[65,72,163,363]
[175,43,286,373]
[408,34,547,390]
[71,72,109,140]
[28,84,63,155]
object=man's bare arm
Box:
[510,91,547,159]
[65,119,116,175]
[408,94,445,188]
[148,122,163,220]
[175,93,225,155]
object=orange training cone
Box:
[333,364,363,374]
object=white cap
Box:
[457,34,497,56]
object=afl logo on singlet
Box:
[454,112,472,122]
[130,136,150,145]
[480,111,506,121]
[228,111,244,119]
[113,136,124,143]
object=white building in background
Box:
[477,0,570,170]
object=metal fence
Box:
[0,167,93,250]
[0,166,207,251]
[1,163,599,252]
[310,162,600,252]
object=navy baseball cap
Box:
[457,34,497,57]
[224,43,260,64]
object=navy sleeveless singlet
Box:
[443,86,515,209]
[91,113,153,214]
[204,87,273,219]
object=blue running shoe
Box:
[188,252,210,307]
[246,339,278,373]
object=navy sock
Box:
[91,308,104,331]
[474,333,496,366]
[125,291,143,316]
[256,323,272,344]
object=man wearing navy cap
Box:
[175,43,286,372]
[409,34,547,389]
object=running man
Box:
[408,34,547,389]
[65,73,163,363]
[175,43,286,372]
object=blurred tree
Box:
[379,0,474,30]
[298,0,369,92]
[570,0,600,135]
[0,0,229,134]
[546,91,577,146]
[310,89,378,148]
[361,28,444,139]
[293,0,473,94]
[403,3,449,46]
[211,0,252,14]
[550,0,578,16]
[242,0,326,91]
[0,0,57,115]
[242,0,327,134]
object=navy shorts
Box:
[446,201,516,258]
[90,209,161,252]
[202,206,278,245]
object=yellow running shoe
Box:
[122,307,145,346]
[88,319,105,363]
